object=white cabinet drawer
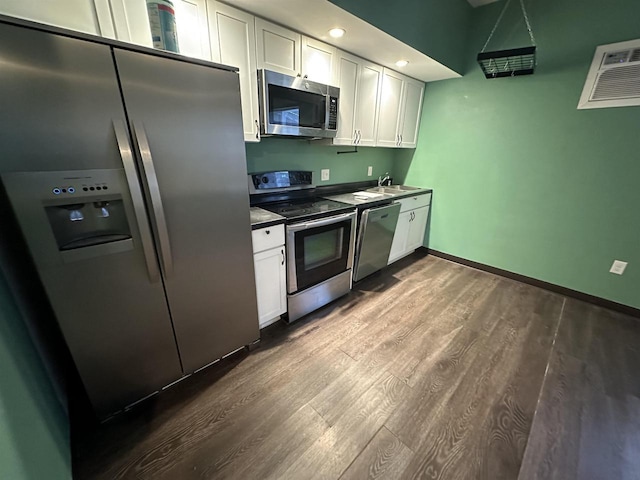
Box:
[396,192,431,213]
[252,223,285,254]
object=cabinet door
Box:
[255,18,301,77]
[388,210,411,264]
[254,245,287,328]
[95,0,210,56]
[0,0,99,34]
[332,50,359,146]
[301,36,335,85]
[376,68,404,148]
[207,1,260,142]
[355,60,383,147]
[406,205,430,251]
[174,0,211,59]
[399,76,424,148]
[94,0,152,47]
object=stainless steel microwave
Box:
[258,69,339,138]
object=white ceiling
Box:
[222,0,460,82]
[467,0,500,7]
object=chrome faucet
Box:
[378,172,390,187]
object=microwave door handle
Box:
[113,120,160,283]
[324,94,331,130]
[133,122,173,276]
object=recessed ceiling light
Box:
[395,60,409,67]
[329,28,346,38]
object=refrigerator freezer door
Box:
[114,49,260,373]
[0,22,126,173]
[2,170,184,418]
[0,24,183,418]
[353,203,401,282]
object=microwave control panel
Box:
[328,97,338,131]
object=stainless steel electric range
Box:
[249,171,356,322]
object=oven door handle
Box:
[286,211,356,232]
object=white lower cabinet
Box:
[388,193,431,264]
[388,210,412,263]
[252,224,286,328]
[405,205,430,251]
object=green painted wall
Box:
[329,0,472,73]
[396,0,640,309]
[246,138,396,185]
[0,272,70,479]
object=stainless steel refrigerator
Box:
[0,18,259,418]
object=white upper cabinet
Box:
[0,0,99,34]
[332,50,382,147]
[207,1,260,142]
[376,68,424,148]
[255,18,301,77]
[174,0,211,59]
[94,0,151,47]
[2,2,423,148]
[355,60,383,146]
[301,36,336,85]
[95,0,211,57]
[254,21,335,83]
[333,51,360,146]
[376,68,404,148]
[398,76,424,148]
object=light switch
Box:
[367,166,373,176]
[321,169,330,181]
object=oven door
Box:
[286,211,356,293]
[260,69,338,138]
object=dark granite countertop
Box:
[250,207,285,230]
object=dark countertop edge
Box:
[315,180,380,196]
[317,181,432,199]
[322,187,433,207]
[0,14,238,73]
[251,219,285,230]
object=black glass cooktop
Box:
[263,199,353,221]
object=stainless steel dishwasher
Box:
[353,202,401,282]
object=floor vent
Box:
[578,39,640,109]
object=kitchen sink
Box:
[366,185,422,195]
[384,185,421,191]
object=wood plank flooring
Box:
[73,252,640,479]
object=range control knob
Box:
[261,176,269,184]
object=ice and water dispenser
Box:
[2,169,135,264]
[45,199,131,251]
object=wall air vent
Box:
[578,39,640,109]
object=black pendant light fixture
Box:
[477,0,537,79]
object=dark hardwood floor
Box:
[73,252,640,479]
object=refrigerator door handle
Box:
[132,122,174,276]
[113,120,161,283]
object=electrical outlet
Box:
[367,166,373,176]
[610,260,628,275]
[321,169,330,181]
